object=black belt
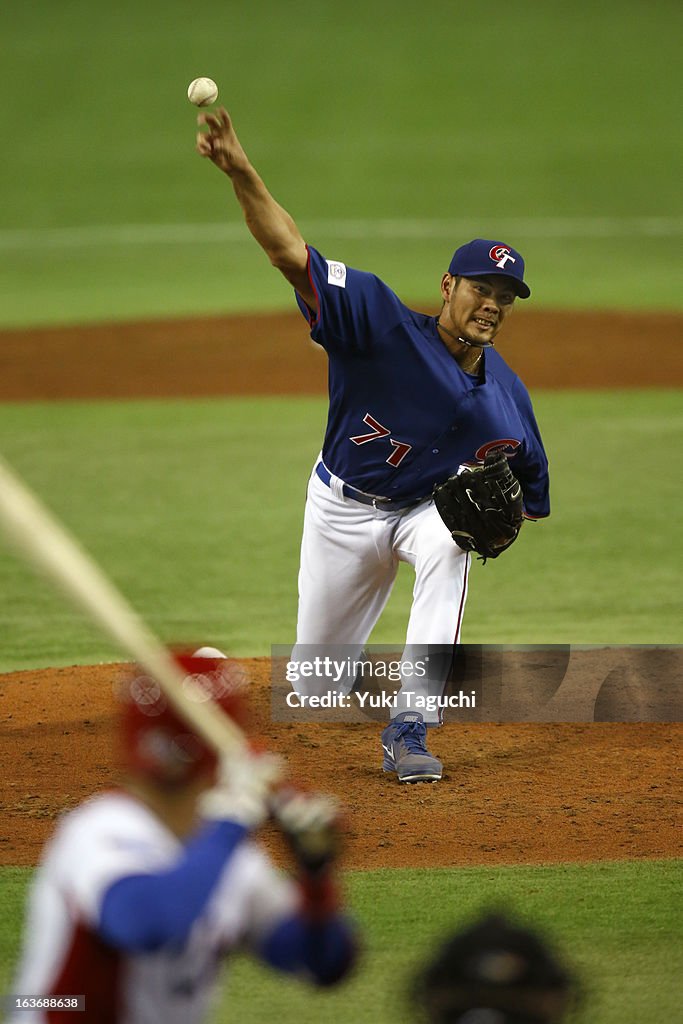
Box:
[315,462,425,512]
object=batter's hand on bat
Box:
[199,748,283,829]
[196,107,249,177]
[271,788,343,877]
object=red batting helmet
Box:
[118,648,247,786]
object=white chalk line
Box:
[1,216,682,251]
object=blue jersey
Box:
[296,246,550,519]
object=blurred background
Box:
[1,0,682,324]
[1,0,681,666]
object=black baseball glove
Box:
[433,451,524,562]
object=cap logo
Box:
[489,244,516,270]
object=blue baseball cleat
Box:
[381,712,442,783]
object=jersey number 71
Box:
[350,414,412,468]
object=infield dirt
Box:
[1,308,682,400]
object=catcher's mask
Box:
[412,911,577,1024]
[118,648,247,786]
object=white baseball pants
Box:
[292,462,470,724]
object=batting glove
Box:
[199,749,283,830]
[271,788,342,876]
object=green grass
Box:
[3,233,681,329]
[1,861,680,1023]
[0,397,324,668]
[0,390,681,672]
[0,868,30,987]
[468,390,683,643]
[0,0,682,325]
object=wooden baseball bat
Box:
[0,454,246,754]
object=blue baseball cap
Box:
[448,238,531,299]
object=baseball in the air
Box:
[187,77,219,107]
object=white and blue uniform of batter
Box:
[292,246,549,724]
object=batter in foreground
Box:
[197,109,550,783]
[8,651,355,1023]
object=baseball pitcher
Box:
[196,110,550,783]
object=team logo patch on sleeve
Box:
[326,260,347,288]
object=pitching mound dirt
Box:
[1,662,679,869]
